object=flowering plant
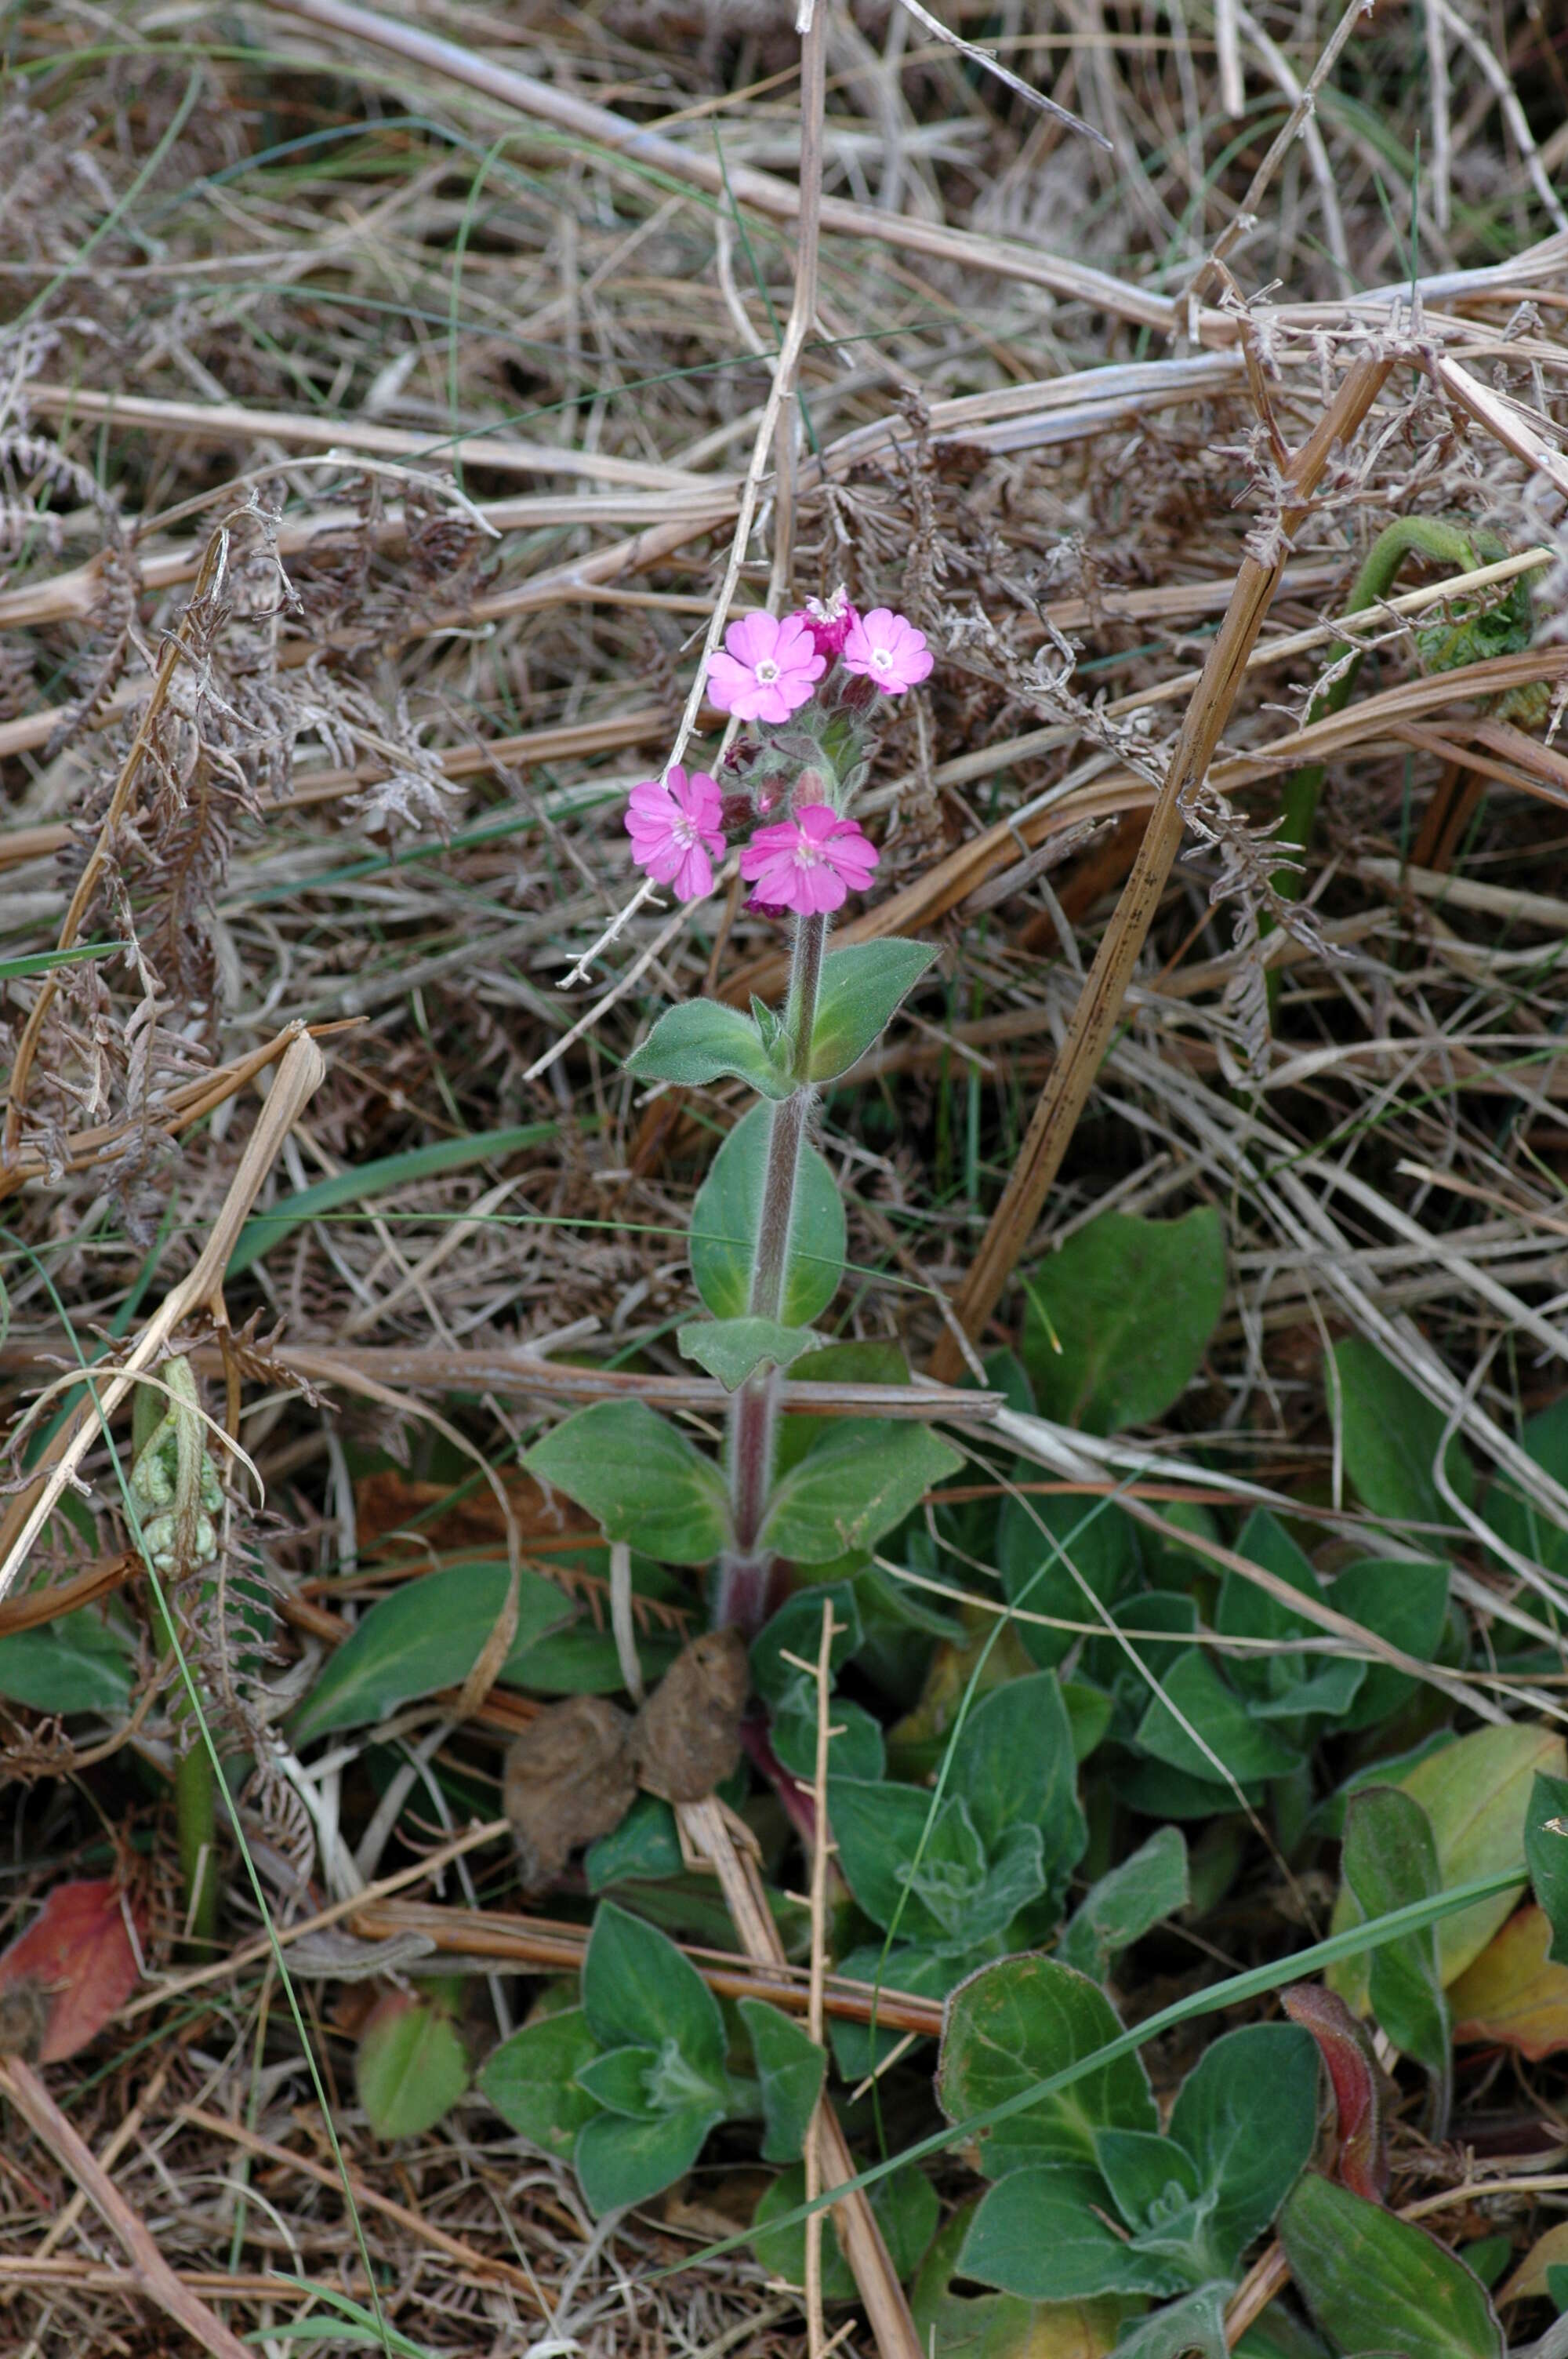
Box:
[531,594,957,1637]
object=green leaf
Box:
[1331,1336,1475,1526]
[676,1316,826,1390]
[1343,1787,1451,2090]
[585,1794,684,1891]
[1057,1827,1189,1982]
[356,1994,469,2140]
[1109,2284,1231,2359]
[1526,1771,1568,1965]
[999,1488,1141,1670]
[1278,2175,1503,2359]
[1019,1208,1226,1436]
[688,1102,846,1325]
[574,2042,665,2117]
[1134,1648,1302,1787]
[1094,2128,1207,2255]
[960,2165,1190,2301]
[527,1400,730,1565]
[0,940,117,984]
[626,999,792,1096]
[477,2006,603,2158]
[1165,2024,1319,2274]
[936,1954,1156,2175]
[581,1900,727,2080]
[290,1561,575,1744]
[949,1673,1087,1914]
[575,2103,717,2214]
[773,1694,886,1783]
[751,1579,867,1774]
[830,1779,1044,1954]
[1483,1396,1568,1579]
[738,1999,826,2163]
[808,939,939,1081]
[753,2160,937,2295]
[760,1420,963,1565]
[0,1611,135,1715]
[1329,1556,1450,1731]
[1330,1722,1566,2007]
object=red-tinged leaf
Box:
[0,1878,143,2063]
[1450,1904,1568,2060]
[1282,1982,1388,2201]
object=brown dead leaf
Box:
[632,1628,750,1804]
[0,1877,144,2062]
[1450,1903,1568,2059]
[504,1695,637,1891]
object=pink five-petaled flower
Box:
[705,611,826,724]
[841,606,934,696]
[740,802,878,916]
[624,766,726,901]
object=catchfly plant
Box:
[532,592,955,1641]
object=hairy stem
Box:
[717,911,828,1633]
[176,1735,218,1952]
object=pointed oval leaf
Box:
[356,1993,469,2140]
[677,1316,826,1392]
[760,1420,963,1565]
[1330,1335,1476,1525]
[290,1560,575,1744]
[1020,1207,1225,1436]
[581,1899,726,2076]
[526,1399,731,1565]
[1057,1827,1189,1983]
[0,1612,135,1716]
[626,1000,792,1098]
[738,1998,826,2163]
[574,2102,717,2214]
[808,940,939,1082]
[1278,2175,1503,2359]
[949,1671,1086,1906]
[1164,2023,1319,2273]
[1450,1903,1568,2059]
[477,2005,603,2158]
[960,2165,1190,2302]
[936,1954,1157,2175]
[688,1103,846,1325]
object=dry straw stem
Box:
[927,351,1396,1380]
[0,2059,252,2359]
[0,1031,326,1602]
[674,1794,923,2359]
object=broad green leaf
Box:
[0,1611,135,1715]
[527,1400,730,1565]
[1019,1208,1225,1436]
[949,1672,1086,1910]
[688,1102,846,1325]
[773,1695,886,1783]
[581,1899,726,2079]
[830,1779,1044,1954]
[575,2041,665,2117]
[1057,1827,1189,1982]
[808,939,939,1081]
[1215,1514,1364,1721]
[626,999,791,1096]
[960,2165,1190,2301]
[936,1955,1156,2175]
[575,2102,717,2213]
[999,1489,1141,1670]
[585,1794,683,1891]
[1165,2023,1319,2273]
[752,2160,938,2297]
[1331,1336,1475,1526]
[676,1316,826,1390]
[1329,1556,1450,1731]
[1526,1771,1568,1965]
[1483,1396,1568,1579]
[1134,1648,1301,1787]
[738,1999,826,2163]
[1109,2284,1231,2359]
[760,1420,963,1565]
[829,1942,960,2081]
[1343,1787,1451,2090]
[291,1561,575,1743]
[1330,1722,1566,2007]
[356,1994,468,2139]
[1278,2175,1504,2359]
[752,1582,882,1775]
[477,2006,602,2158]
[910,2206,1139,2359]
[1094,2126,1203,2232]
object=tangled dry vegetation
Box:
[1,0,1567,2354]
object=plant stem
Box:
[717,911,828,1634]
[176,1735,218,1952]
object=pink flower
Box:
[740,802,878,916]
[841,607,933,696]
[795,587,858,660]
[706,611,826,724]
[624,767,726,901]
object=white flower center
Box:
[794,838,819,866]
[871,645,893,671]
[755,658,780,683]
[672,812,697,846]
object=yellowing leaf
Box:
[1499,2219,1568,2308]
[1330,1724,1566,2009]
[1450,1906,1568,2060]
